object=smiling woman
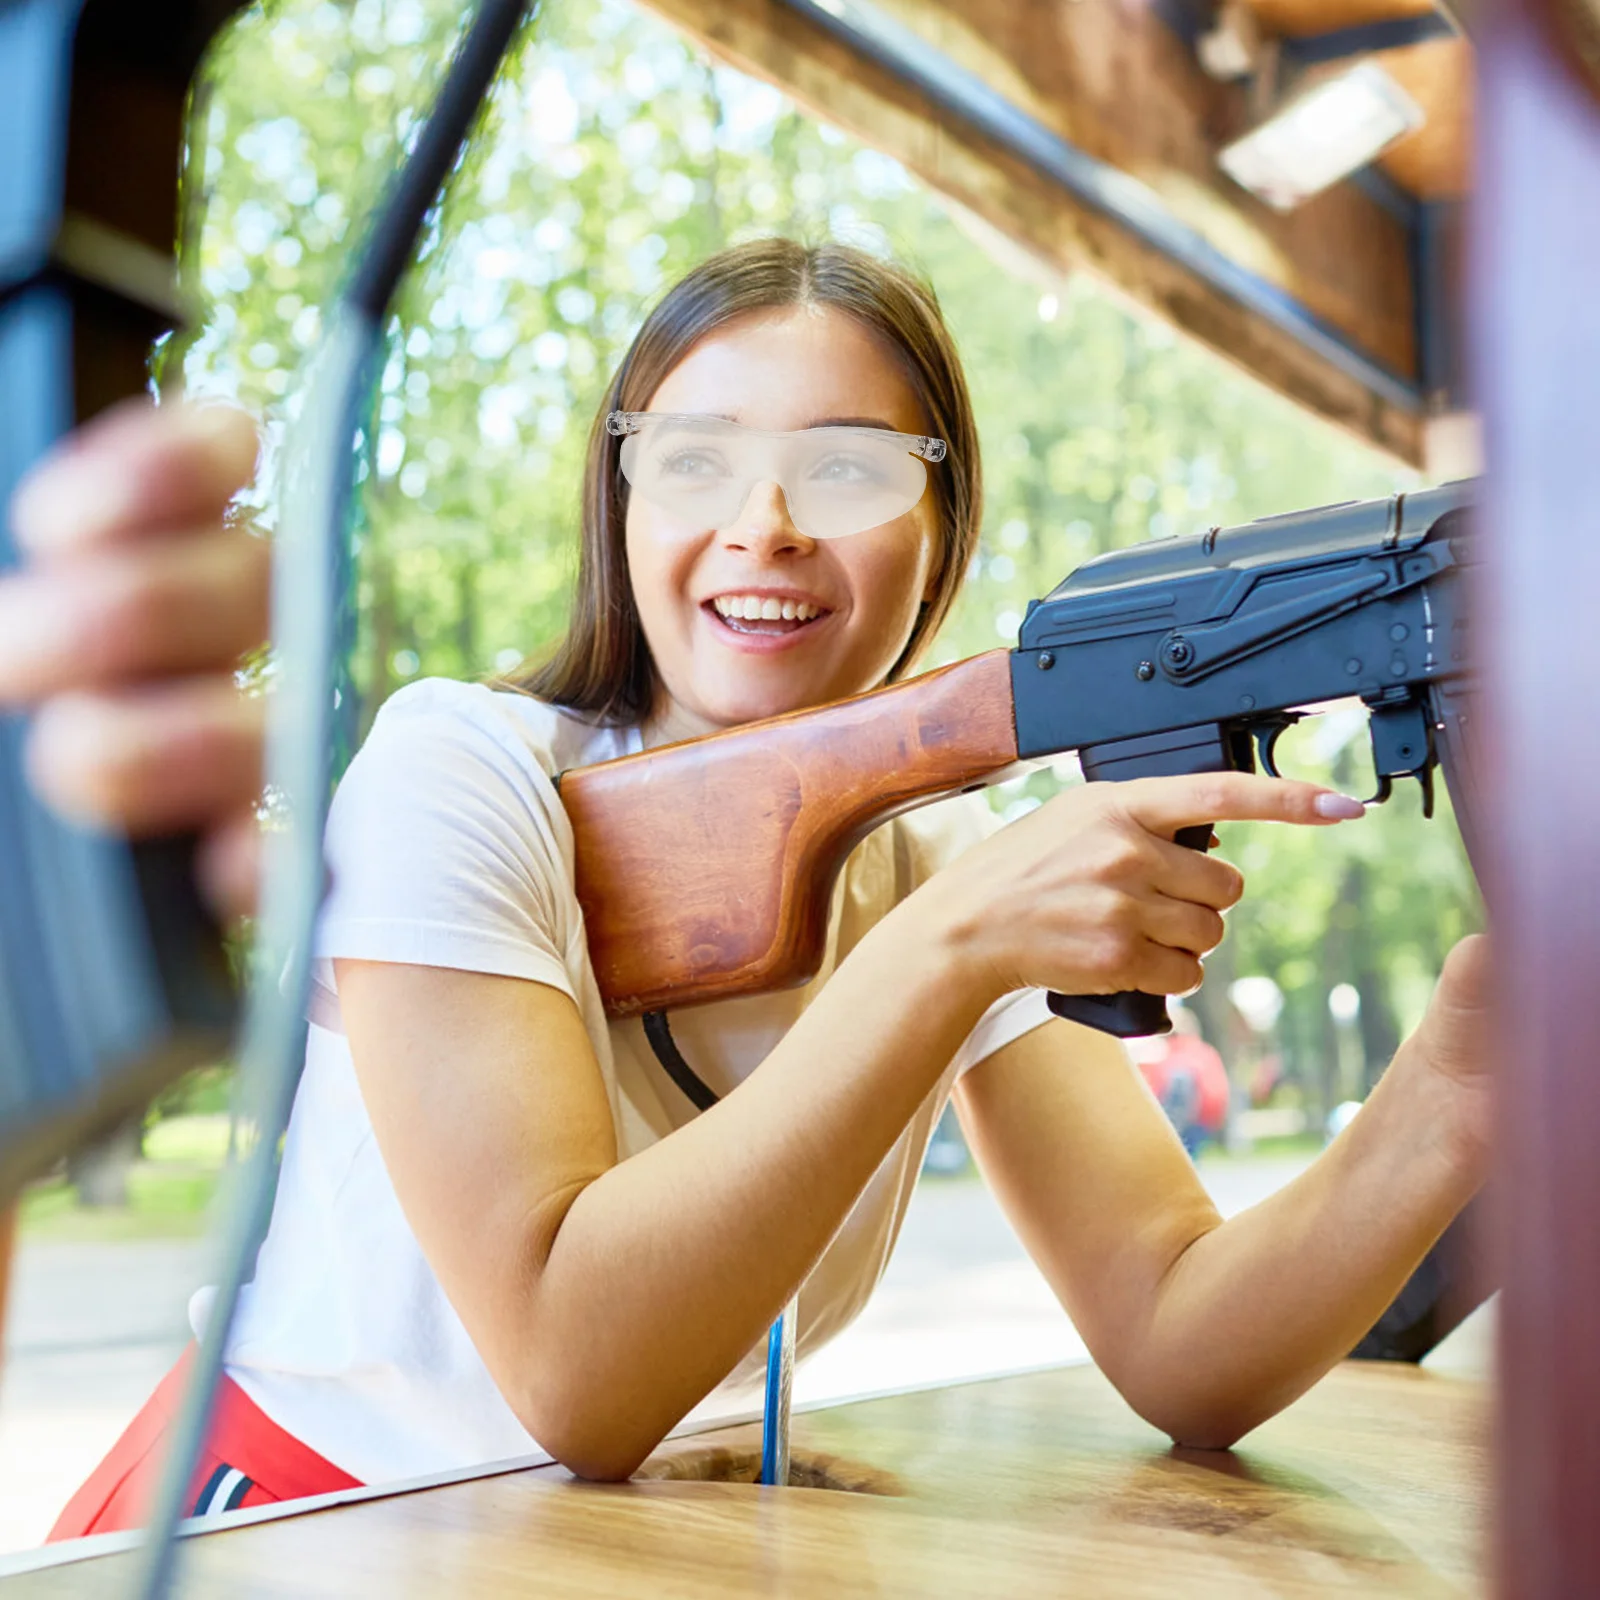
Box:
[505,238,983,733]
[44,213,1490,1537]
[50,238,1075,1525]
[618,314,942,735]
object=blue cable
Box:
[760,1300,797,1486]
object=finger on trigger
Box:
[10,400,259,557]
[25,681,264,836]
[1125,771,1364,834]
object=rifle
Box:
[562,480,1480,1038]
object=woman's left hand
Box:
[1397,933,1493,1178]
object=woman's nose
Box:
[720,480,814,556]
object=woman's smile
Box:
[701,586,836,652]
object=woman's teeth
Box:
[711,595,822,624]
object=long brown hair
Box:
[504,238,982,723]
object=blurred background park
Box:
[0,0,1482,1553]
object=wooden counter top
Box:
[9,1360,1486,1598]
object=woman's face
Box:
[624,306,942,742]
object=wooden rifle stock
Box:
[560,649,1018,1016]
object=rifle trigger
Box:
[1419,763,1436,820]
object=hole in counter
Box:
[634,1444,903,1495]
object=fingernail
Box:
[1314,792,1366,820]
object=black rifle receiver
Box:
[0,0,252,1201]
[1009,482,1480,1038]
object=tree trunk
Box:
[66,1117,143,1209]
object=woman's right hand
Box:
[916,773,1365,1004]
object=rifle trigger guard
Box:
[1353,766,1435,816]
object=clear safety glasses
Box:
[607,411,948,541]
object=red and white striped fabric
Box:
[49,1345,361,1542]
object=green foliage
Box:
[176,0,1479,1103]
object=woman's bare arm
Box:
[337,914,989,1481]
[956,938,1489,1448]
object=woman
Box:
[48,238,1489,1534]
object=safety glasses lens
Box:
[618,428,750,528]
[783,435,927,540]
[617,421,929,539]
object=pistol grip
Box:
[1049,825,1209,1036]
[1046,821,1213,1038]
[1047,989,1171,1038]
[1041,725,1250,1042]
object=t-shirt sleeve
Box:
[307,679,580,1033]
[896,791,1056,1077]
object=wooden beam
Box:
[1246,0,1439,38]
[1378,38,1475,200]
[638,0,1426,463]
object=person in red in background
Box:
[1127,1007,1231,1157]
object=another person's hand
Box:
[0,401,267,915]
[917,772,1365,1005]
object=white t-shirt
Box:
[212,678,1052,1486]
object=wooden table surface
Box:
[11,1360,1486,1598]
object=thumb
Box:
[1117,771,1366,836]
[1413,934,1493,1073]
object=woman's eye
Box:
[809,452,885,486]
[657,449,730,480]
